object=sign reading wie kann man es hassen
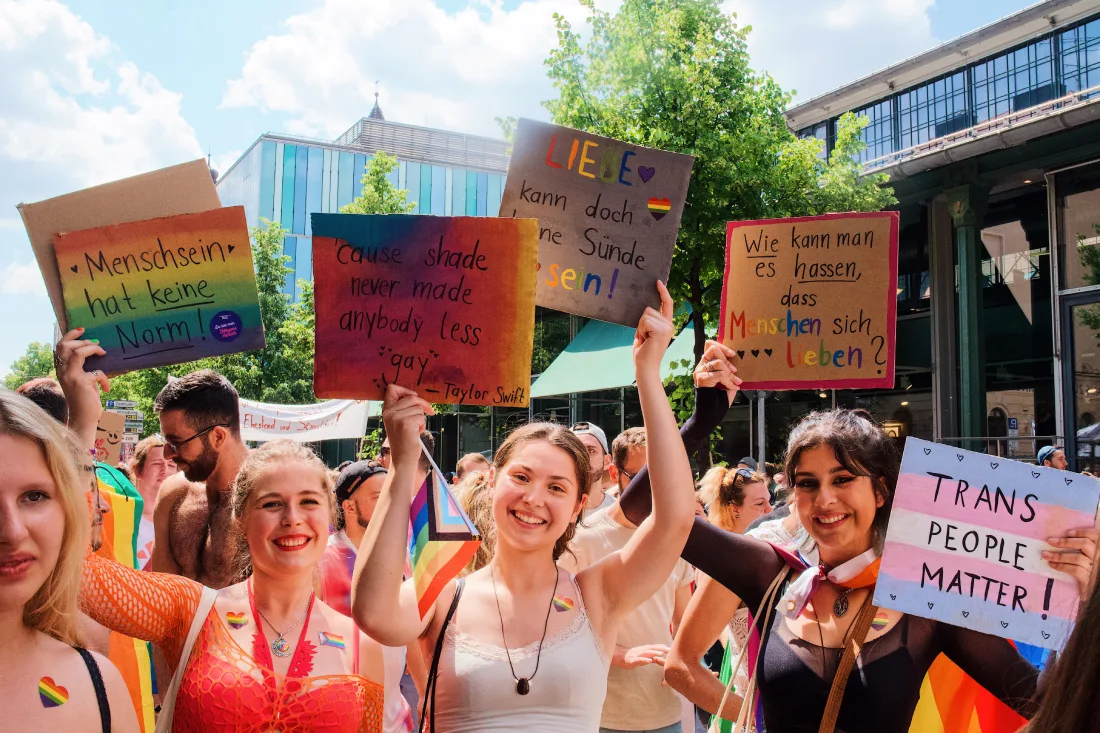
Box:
[499,118,694,327]
[718,211,899,390]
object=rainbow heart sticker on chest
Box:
[552,596,574,612]
[38,677,69,707]
[871,612,890,632]
[226,612,249,629]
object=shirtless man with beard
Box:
[150,370,249,588]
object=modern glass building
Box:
[782,0,1100,470]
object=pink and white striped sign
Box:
[874,438,1100,649]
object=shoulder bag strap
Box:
[818,594,878,733]
[419,578,465,733]
[154,586,218,733]
[712,565,790,733]
[76,647,111,733]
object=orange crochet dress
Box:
[81,553,385,732]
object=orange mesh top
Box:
[81,553,385,733]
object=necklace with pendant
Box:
[490,561,558,695]
[249,580,314,658]
[833,587,853,617]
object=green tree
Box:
[341,151,416,215]
[544,0,896,364]
[4,341,55,390]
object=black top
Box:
[618,387,1039,732]
[76,647,111,733]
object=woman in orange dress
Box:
[80,439,386,732]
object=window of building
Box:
[853,99,894,163]
[1057,162,1100,290]
[1060,17,1100,95]
[897,72,969,149]
[797,121,830,159]
[971,39,1056,122]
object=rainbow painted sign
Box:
[875,438,1100,649]
[499,118,694,327]
[312,214,537,405]
[54,207,264,374]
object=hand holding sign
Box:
[692,340,741,400]
[381,384,437,476]
[54,327,110,450]
[1043,528,1099,599]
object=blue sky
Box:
[1,0,1039,376]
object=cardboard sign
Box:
[875,438,1100,649]
[718,212,899,389]
[17,159,222,328]
[312,214,537,405]
[95,410,125,466]
[499,118,693,327]
[54,207,265,374]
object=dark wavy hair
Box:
[784,409,900,548]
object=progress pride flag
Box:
[875,438,1100,649]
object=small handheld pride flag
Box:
[408,443,480,618]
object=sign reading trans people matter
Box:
[499,118,694,327]
[718,211,899,390]
[875,438,1100,649]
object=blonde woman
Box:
[79,439,387,732]
[0,390,137,733]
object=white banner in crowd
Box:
[239,398,374,443]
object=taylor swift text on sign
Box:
[718,211,899,390]
[499,118,694,327]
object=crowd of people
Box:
[2,285,1099,733]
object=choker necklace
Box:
[249,580,314,658]
[489,561,557,695]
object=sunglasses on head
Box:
[735,468,755,480]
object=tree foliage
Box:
[4,341,55,390]
[544,0,896,364]
[341,151,416,215]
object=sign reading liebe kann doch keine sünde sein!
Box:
[311,214,537,406]
[499,118,694,327]
[54,207,265,375]
[719,211,899,390]
[875,438,1100,649]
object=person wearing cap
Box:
[573,421,617,517]
[735,456,758,471]
[318,459,416,733]
[1038,445,1069,470]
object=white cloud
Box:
[0,259,47,297]
[209,148,243,180]
[727,0,936,105]
[221,0,596,139]
[0,0,204,190]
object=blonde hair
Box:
[698,466,767,533]
[458,471,495,575]
[492,423,591,561]
[0,390,89,646]
[229,439,334,578]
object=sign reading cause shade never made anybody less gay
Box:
[874,438,1100,649]
[54,206,265,374]
[718,211,899,390]
[311,214,537,406]
[499,118,694,327]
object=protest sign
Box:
[18,159,221,327]
[499,118,693,327]
[239,398,375,442]
[94,410,125,466]
[54,206,265,374]
[718,212,899,390]
[312,214,537,406]
[875,438,1100,649]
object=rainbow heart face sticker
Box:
[319,631,346,650]
[39,677,69,707]
[871,612,890,632]
[226,612,249,630]
[552,596,574,612]
[647,198,671,220]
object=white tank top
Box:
[432,577,609,732]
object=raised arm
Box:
[80,551,202,668]
[665,572,744,721]
[351,385,439,647]
[939,624,1039,718]
[581,281,697,617]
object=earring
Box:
[735,511,741,519]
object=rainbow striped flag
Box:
[408,446,480,618]
[910,654,1027,733]
[95,464,156,733]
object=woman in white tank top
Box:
[351,282,727,732]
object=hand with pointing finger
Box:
[633,280,676,376]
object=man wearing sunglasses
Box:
[149,370,250,588]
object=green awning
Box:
[530,320,697,398]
